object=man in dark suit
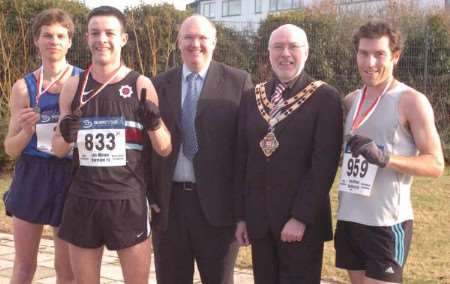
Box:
[234,24,343,284]
[149,15,253,284]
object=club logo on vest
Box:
[118,85,133,99]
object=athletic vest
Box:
[69,70,149,199]
[337,82,419,226]
[23,66,82,158]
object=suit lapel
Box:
[165,68,183,131]
[196,61,224,119]
[273,72,312,134]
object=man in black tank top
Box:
[52,6,171,284]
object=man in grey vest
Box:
[335,21,445,284]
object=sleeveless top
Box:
[69,70,149,199]
[337,82,419,226]
[23,66,82,158]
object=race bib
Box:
[77,117,126,167]
[339,144,378,196]
[36,113,59,155]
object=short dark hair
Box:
[353,21,404,54]
[87,6,127,32]
[32,8,74,40]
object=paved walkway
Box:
[0,232,334,283]
[0,232,254,283]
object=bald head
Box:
[178,14,217,72]
[268,24,309,82]
[269,24,308,51]
[179,15,217,41]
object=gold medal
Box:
[259,131,279,157]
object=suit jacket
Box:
[150,61,253,232]
[234,72,343,241]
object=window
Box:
[222,0,241,16]
[446,0,450,9]
[270,0,300,11]
[255,0,262,13]
[203,2,216,18]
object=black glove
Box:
[137,88,161,131]
[347,134,390,168]
[59,114,80,143]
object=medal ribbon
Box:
[351,79,393,132]
[76,64,122,113]
[35,64,70,108]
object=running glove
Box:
[59,114,81,143]
[137,88,161,131]
[347,134,390,168]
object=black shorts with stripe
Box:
[58,193,150,250]
[335,220,413,283]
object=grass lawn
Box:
[0,168,448,283]
[236,167,450,284]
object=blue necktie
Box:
[182,73,199,160]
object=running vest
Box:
[337,82,419,226]
[23,66,82,158]
[69,70,149,199]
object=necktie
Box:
[182,73,199,160]
[270,82,287,118]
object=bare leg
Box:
[10,217,43,284]
[118,239,151,284]
[53,228,75,284]
[68,244,103,284]
[348,270,365,284]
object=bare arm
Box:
[4,79,40,158]
[52,76,79,158]
[137,76,172,157]
[387,90,444,177]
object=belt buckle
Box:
[183,182,193,191]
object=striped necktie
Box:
[270,82,287,118]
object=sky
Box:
[84,0,195,11]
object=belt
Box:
[173,182,196,191]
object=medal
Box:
[259,131,279,157]
[255,81,324,157]
[73,108,82,117]
[34,106,41,114]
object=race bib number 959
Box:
[339,144,378,196]
[77,117,126,167]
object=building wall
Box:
[192,0,447,31]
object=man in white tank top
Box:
[335,21,444,284]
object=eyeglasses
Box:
[269,43,305,53]
[181,34,213,43]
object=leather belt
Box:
[173,182,195,191]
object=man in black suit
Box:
[149,15,253,284]
[234,24,343,283]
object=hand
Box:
[19,108,40,135]
[137,88,161,131]
[281,218,306,242]
[347,134,390,168]
[59,114,80,143]
[149,203,160,213]
[235,221,250,246]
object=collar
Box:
[182,63,210,81]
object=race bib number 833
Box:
[77,117,126,167]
